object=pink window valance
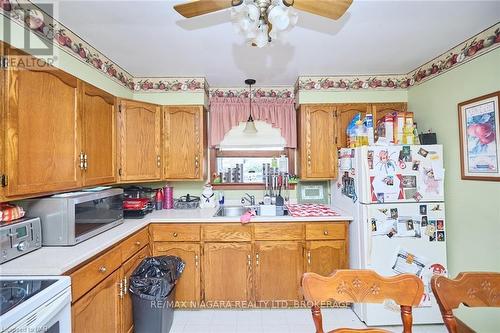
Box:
[209,96,297,148]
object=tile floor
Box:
[169,308,446,333]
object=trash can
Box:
[129,256,185,333]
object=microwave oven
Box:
[19,189,124,246]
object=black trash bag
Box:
[129,256,185,300]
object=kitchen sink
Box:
[213,206,253,217]
[213,205,288,217]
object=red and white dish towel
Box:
[286,204,340,217]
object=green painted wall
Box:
[298,90,408,104]
[408,47,500,331]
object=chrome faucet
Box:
[241,193,256,206]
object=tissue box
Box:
[259,205,277,216]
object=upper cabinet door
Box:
[117,99,161,182]
[299,105,337,180]
[163,106,206,180]
[372,102,407,123]
[81,83,116,186]
[336,103,371,148]
[5,49,82,197]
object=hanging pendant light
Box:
[243,79,258,134]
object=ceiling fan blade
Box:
[292,0,353,20]
[174,0,234,18]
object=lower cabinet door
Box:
[153,242,200,307]
[121,246,151,333]
[203,242,253,303]
[254,241,304,304]
[72,270,122,333]
[305,240,347,276]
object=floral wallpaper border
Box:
[297,23,500,92]
[0,0,135,90]
[209,87,295,98]
[133,77,208,93]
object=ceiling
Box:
[34,0,500,87]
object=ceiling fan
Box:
[174,0,353,47]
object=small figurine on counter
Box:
[200,184,216,208]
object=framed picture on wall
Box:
[458,91,500,181]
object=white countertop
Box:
[0,206,352,276]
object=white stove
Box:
[0,276,71,333]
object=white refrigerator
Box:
[332,145,447,326]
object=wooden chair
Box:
[301,270,424,333]
[431,272,500,333]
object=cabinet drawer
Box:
[120,228,149,261]
[305,222,346,240]
[202,224,252,242]
[71,245,122,302]
[254,223,304,240]
[150,224,200,242]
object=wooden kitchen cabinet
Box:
[203,242,253,302]
[153,242,201,307]
[254,241,304,304]
[117,99,161,182]
[80,82,116,186]
[372,102,407,123]
[148,222,349,308]
[336,103,371,148]
[69,227,150,332]
[4,48,82,197]
[298,104,338,180]
[163,105,206,180]
[121,245,150,333]
[305,240,347,276]
[72,270,122,333]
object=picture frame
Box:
[458,91,500,181]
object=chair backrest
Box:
[431,272,500,311]
[302,270,424,307]
[431,272,500,333]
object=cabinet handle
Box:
[255,253,259,266]
[173,232,178,238]
[123,277,128,295]
[83,154,88,170]
[323,230,329,236]
[119,279,124,298]
[195,254,199,268]
[307,251,311,265]
[247,254,252,269]
[135,241,141,247]
[79,152,85,170]
[157,155,161,168]
[98,266,107,273]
